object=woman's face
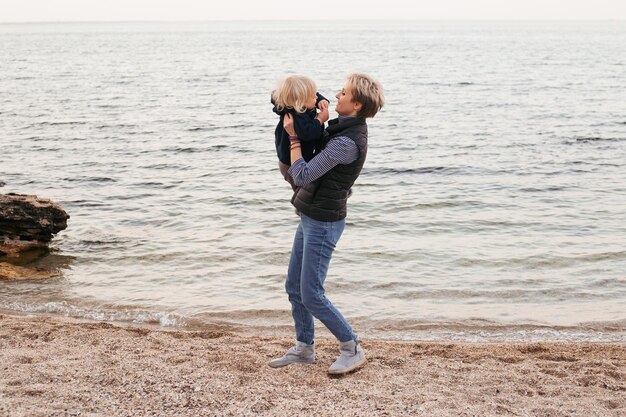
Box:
[335,84,359,116]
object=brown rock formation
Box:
[0,262,59,281]
[0,193,69,260]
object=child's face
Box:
[305,91,317,110]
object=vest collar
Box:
[326,117,366,135]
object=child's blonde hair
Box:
[346,72,384,119]
[272,75,317,114]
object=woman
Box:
[269,73,384,375]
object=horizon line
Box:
[1,18,625,24]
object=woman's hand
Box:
[283,113,296,136]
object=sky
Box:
[1,0,625,22]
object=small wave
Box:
[519,186,567,192]
[64,199,108,207]
[193,309,289,322]
[579,318,626,331]
[1,301,184,327]
[216,123,253,130]
[93,104,121,109]
[364,165,502,176]
[588,277,626,289]
[162,146,226,154]
[186,126,216,132]
[62,176,116,183]
[572,136,625,143]
[364,317,626,332]
[95,123,138,129]
[184,77,205,83]
[29,146,61,152]
[457,251,626,269]
[411,81,475,87]
[383,200,472,213]
[77,237,131,247]
[139,164,191,171]
[37,121,87,126]
[360,319,626,342]
[385,288,614,302]
[365,166,450,175]
[127,130,155,136]
[131,181,178,189]
[109,193,155,201]
[1,303,622,342]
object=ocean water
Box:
[1,21,625,342]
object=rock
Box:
[0,262,59,281]
[0,193,69,259]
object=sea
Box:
[1,21,625,342]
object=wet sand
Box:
[0,314,624,417]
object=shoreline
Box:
[1,313,624,416]
[1,307,624,344]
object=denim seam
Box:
[296,271,311,344]
[290,222,313,345]
[299,224,313,344]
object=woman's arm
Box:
[284,113,304,165]
[289,139,358,186]
[283,114,358,186]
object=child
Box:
[272,75,330,190]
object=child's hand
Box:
[317,99,329,110]
[316,101,330,124]
[283,114,296,136]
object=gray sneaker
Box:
[269,341,315,368]
[328,339,366,375]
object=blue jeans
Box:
[285,214,356,344]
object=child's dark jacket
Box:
[272,92,328,165]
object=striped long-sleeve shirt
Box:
[287,135,359,187]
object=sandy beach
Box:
[0,314,623,416]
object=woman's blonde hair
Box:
[346,72,384,119]
[272,75,317,114]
